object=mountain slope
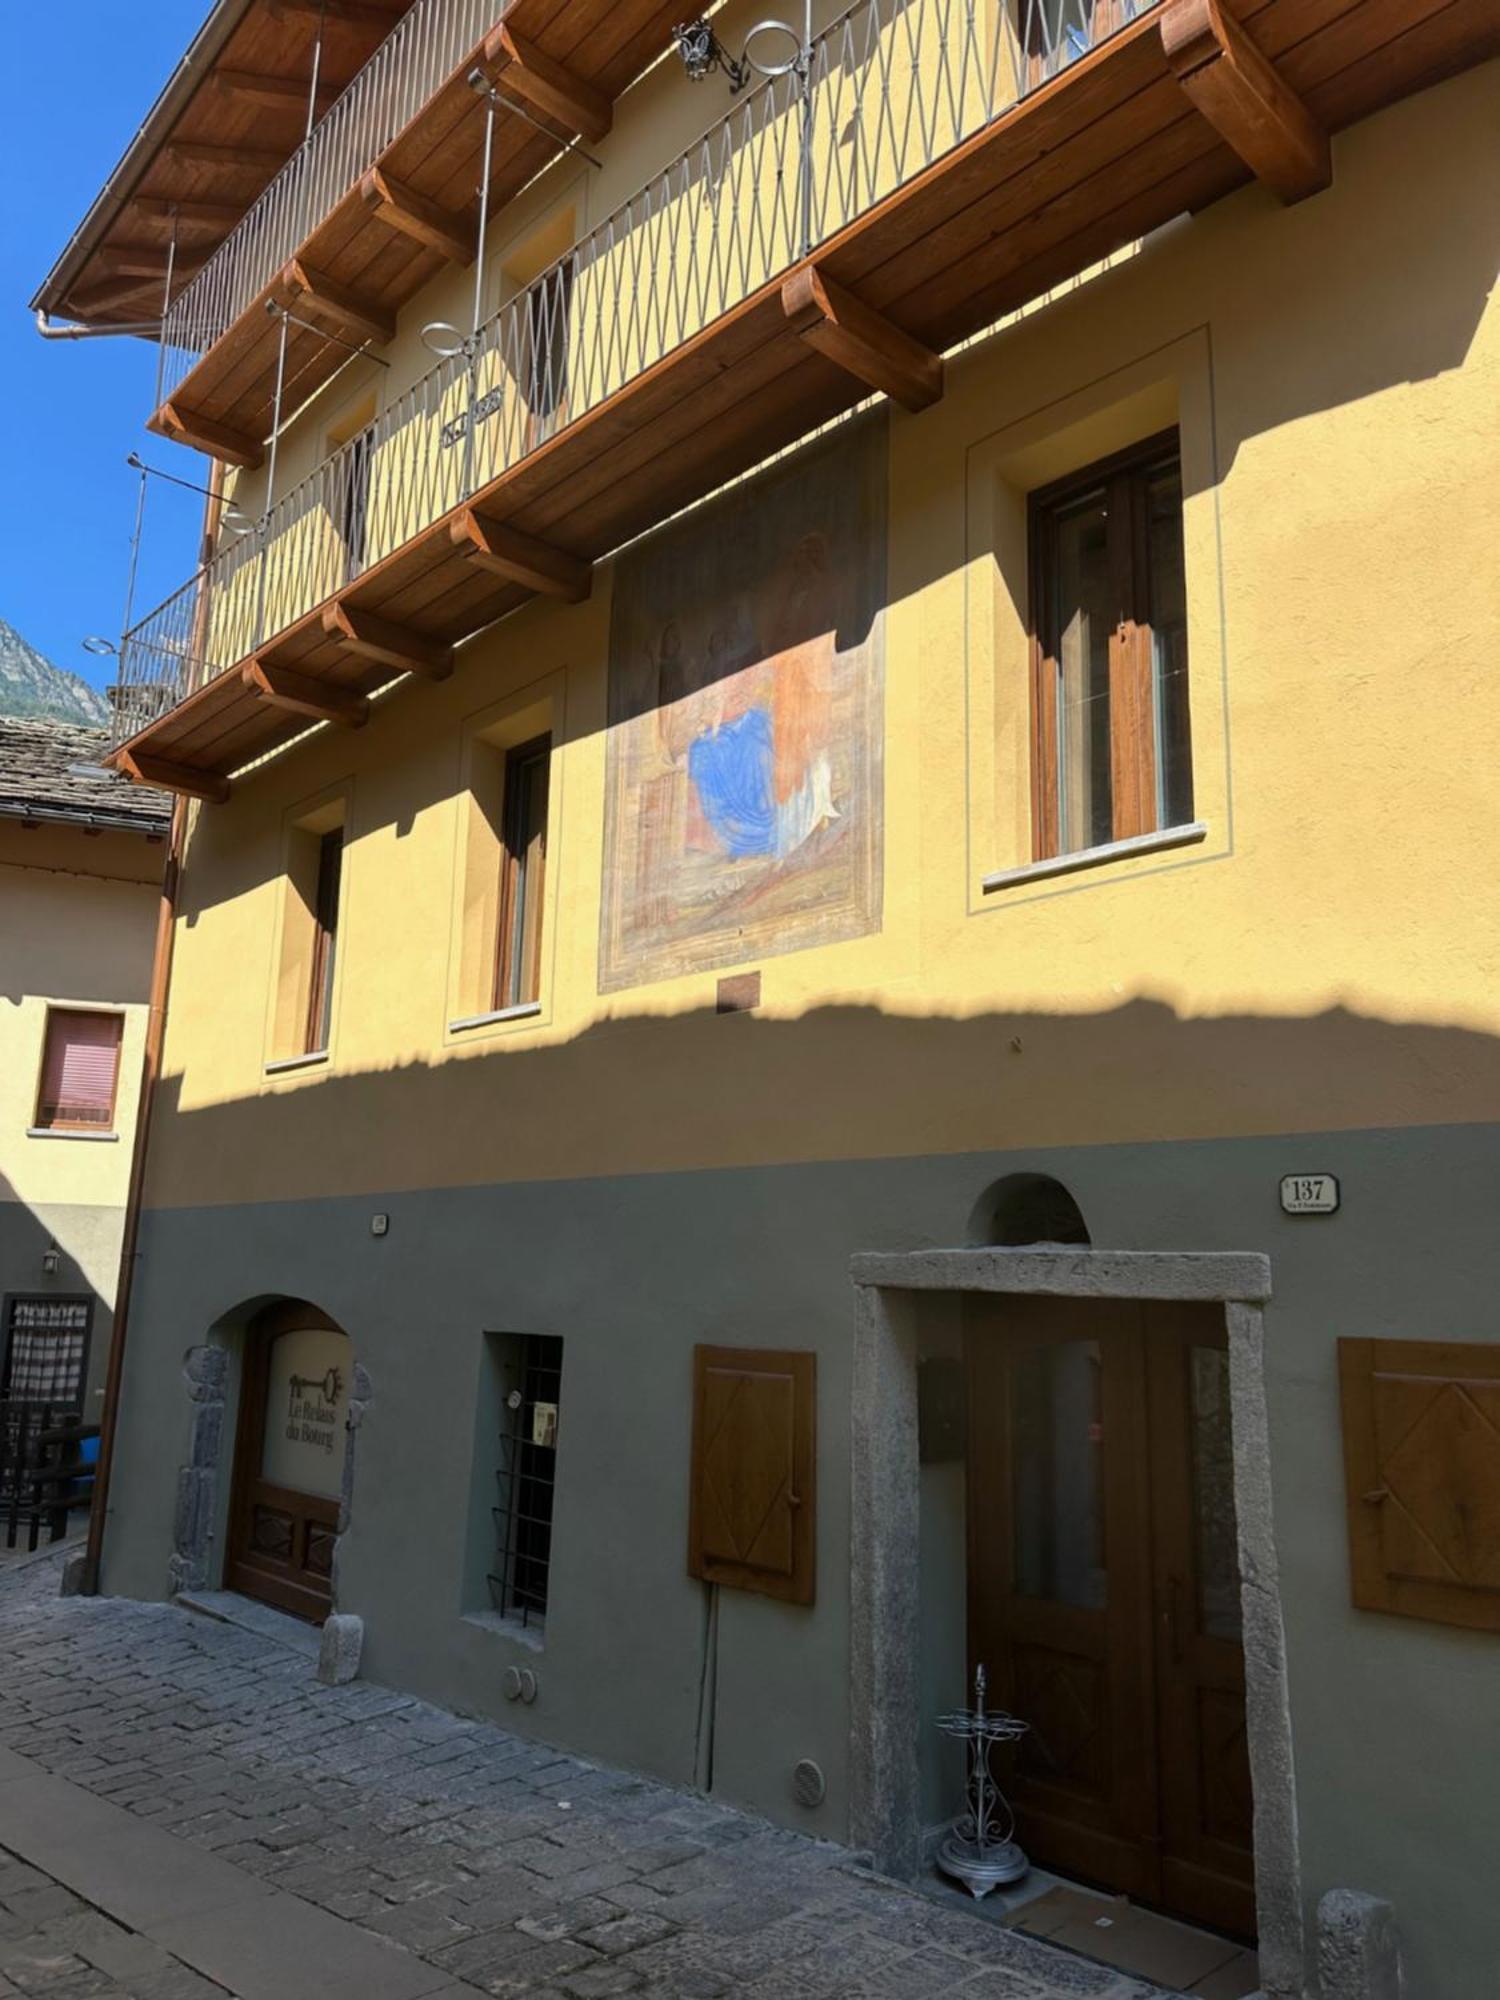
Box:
[0,618,110,727]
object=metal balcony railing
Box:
[118,0,1140,746]
[156,0,499,408]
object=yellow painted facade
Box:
[0,818,160,1348]
[148,63,1500,1211]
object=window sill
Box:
[463,1608,546,1653]
[449,1001,543,1034]
[26,1127,119,1143]
[982,821,1208,895]
[264,1050,330,1076]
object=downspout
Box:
[35,309,163,341]
[80,470,221,1596]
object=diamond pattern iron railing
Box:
[156,0,497,409]
[116,0,1142,747]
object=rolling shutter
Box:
[36,1011,123,1130]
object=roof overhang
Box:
[32,0,405,328]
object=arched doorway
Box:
[225,1302,353,1620]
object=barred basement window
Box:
[489,1335,563,1626]
[1,1297,91,1407]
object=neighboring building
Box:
[0,720,168,1423]
[30,4,1500,1997]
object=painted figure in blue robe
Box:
[687,705,776,858]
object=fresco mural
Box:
[599,415,886,992]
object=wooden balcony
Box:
[34,0,408,330]
[148,0,690,467]
[111,0,1498,802]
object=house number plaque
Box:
[1280,1173,1340,1215]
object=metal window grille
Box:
[2,1299,91,1407]
[489,1334,562,1626]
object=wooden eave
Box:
[148,0,690,462]
[45,1,405,329]
[113,0,1498,795]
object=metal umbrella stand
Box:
[935,1665,1030,1898]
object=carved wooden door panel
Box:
[965,1294,1254,1938]
[226,1306,352,1622]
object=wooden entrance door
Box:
[965,1295,1254,1938]
[226,1305,352,1621]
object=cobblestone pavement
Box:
[0,1553,1168,2000]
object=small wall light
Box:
[41,1242,61,1275]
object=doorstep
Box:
[175,1587,323,1660]
[1012,1885,1259,1997]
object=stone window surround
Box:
[848,1246,1304,2000]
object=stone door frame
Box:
[848,1247,1305,2000]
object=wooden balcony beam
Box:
[781,265,944,413]
[163,140,288,174]
[94,244,208,282]
[131,197,249,228]
[267,0,405,25]
[114,750,230,804]
[157,400,264,469]
[323,603,454,680]
[1161,0,1330,204]
[359,169,473,267]
[483,25,613,146]
[66,276,159,317]
[284,260,396,346]
[244,657,370,728]
[451,510,592,601]
[213,69,328,116]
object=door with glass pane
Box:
[965,1295,1254,1937]
[226,1305,353,1621]
[1148,1304,1255,1936]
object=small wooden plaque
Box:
[716,971,761,1014]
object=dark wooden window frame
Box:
[1028,426,1191,861]
[32,1007,125,1134]
[337,422,376,579]
[305,828,344,1056]
[494,734,551,1013]
[524,263,575,436]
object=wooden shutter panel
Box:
[689,1346,815,1605]
[37,1011,123,1128]
[1338,1337,1500,1631]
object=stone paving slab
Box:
[0,1552,1173,2000]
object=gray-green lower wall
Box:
[104,1122,1500,2000]
[0,1199,121,1411]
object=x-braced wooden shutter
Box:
[689,1346,815,1605]
[1338,1337,1500,1631]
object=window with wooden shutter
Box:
[689,1346,815,1605]
[1029,430,1193,859]
[1338,1337,1500,1632]
[33,1010,124,1132]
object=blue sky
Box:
[1,2,216,689]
